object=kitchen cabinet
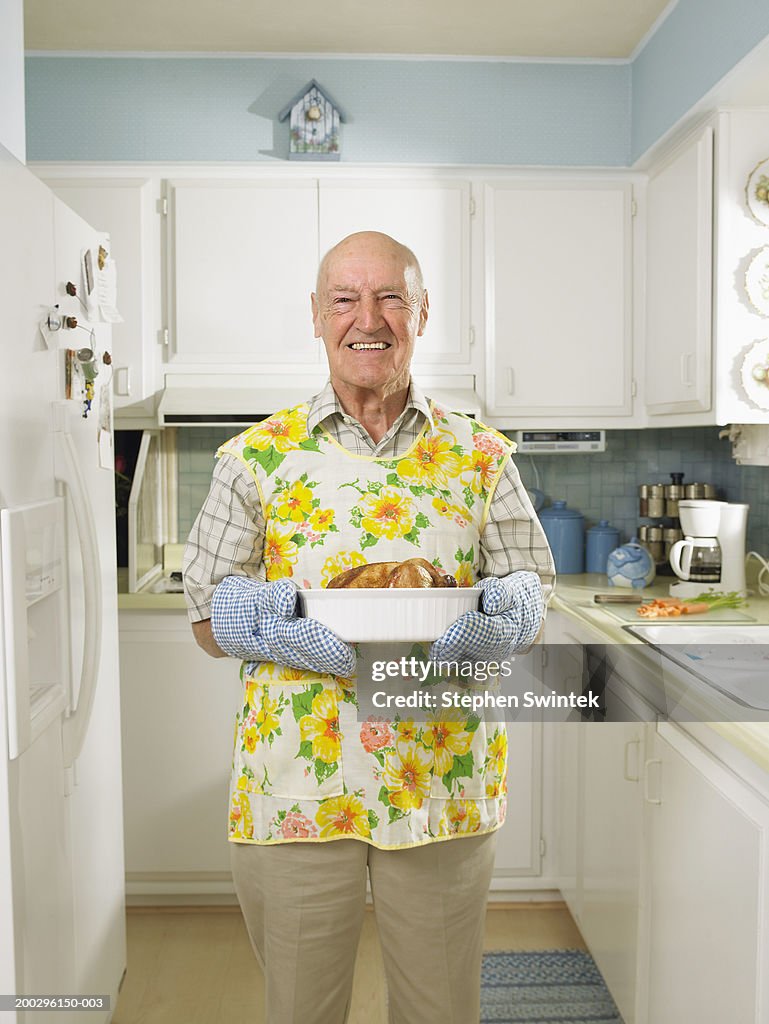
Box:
[546,612,646,1024]
[166,176,472,371]
[42,176,161,412]
[639,721,769,1024]
[119,609,544,900]
[318,179,471,367]
[166,178,323,368]
[483,178,635,423]
[645,126,713,416]
[642,109,769,425]
[547,602,769,1024]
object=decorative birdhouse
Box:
[278,80,346,160]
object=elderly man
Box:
[183,231,554,1024]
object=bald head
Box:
[315,231,424,301]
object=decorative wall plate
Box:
[745,158,769,226]
[740,339,769,410]
[744,247,769,316]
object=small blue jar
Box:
[586,520,620,575]
[539,500,585,574]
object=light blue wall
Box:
[24,56,631,165]
[25,6,769,166]
[631,0,769,161]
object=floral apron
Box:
[217,402,516,849]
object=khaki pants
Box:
[230,832,497,1024]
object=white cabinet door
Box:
[44,177,159,408]
[493,719,542,878]
[485,180,633,419]
[640,722,769,1024]
[119,613,242,885]
[580,702,644,1024]
[318,179,471,366]
[645,127,713,415]
[167,179,322,367]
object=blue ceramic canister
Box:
[586,520,621,575]
[538,500,585,574]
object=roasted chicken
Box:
[327,557,458,589]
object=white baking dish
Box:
[298,587,480,643]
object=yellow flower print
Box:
[229,791,254,839]
[244,409,306,453]
[299,690,341,764]
[264,519,299,579]
[461,449,497,495]
[398,431,463,487]
[454,562,475,588]
[432,496,469,521]
[396,719,418,743]
[316,794,371,838]
[423,716,474,777]
[245,680,259,709]
[382,739,433,811]
[274,480,314,522]
[276,666,305,681]
[237,774,264,795]
[244,727,258,754]
[359,486,416,540]
[487,731,507,777]
[309,507,335,532]
[321,551,367,588]
[255,693,281,742]
[440,799,481,835]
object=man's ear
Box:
[417,290,430,336]
[311,292,322,339]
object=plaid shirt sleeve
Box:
[182,455,266,622]
[480,456,556,602]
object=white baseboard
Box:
[125,871,563,907]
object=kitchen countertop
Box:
[549,573,769,778]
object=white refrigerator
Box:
[0,143,126,1021]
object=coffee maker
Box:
[669,500,749,598]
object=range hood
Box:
[157,373,483,426]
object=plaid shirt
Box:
[183,380,555,621]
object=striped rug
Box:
[481,949,623,1023]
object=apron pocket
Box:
[235,676,345,800]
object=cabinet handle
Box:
[114,366,132,397]
[623,738,641,782]
[507,368,515,395]
[680,352,695,388]
[643,757,662,804]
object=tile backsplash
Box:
[176,425,769,559]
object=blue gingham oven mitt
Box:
[210,575,355,677]
[428,571,544,663]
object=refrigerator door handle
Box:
[54,426,103,769]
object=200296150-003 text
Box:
[0,995,110,1010]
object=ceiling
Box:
[24,0,674,59]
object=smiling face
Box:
[311,232,429,402]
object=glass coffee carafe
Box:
[669,535,722,583]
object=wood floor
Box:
[113,902,586,1023]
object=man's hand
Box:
[210,576,356,677]
[428,571,544,663]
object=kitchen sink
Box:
[624,624,769,710]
